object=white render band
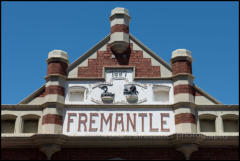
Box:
[48,50,69,63]
[171,49,193,62]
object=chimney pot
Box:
[110,7,130,54]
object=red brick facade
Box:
[42,114,63,125]
[45,85,65,96]
[47,61,68,76]
[172,60,192,75]
[38,85,65,97]
[175,113,196,124]
[173,84,204,97]
[78,43,161,78]
[111,24,129,34]
[174,84,195,95]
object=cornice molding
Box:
[1,133,238,148]
[1,103,239,110]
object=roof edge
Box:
[129,34,172,71]
[18,85,45,104]
[194,85,223,105]
[67,35,110,72]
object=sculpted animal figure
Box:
[100,85,115,97]
[124,85,139,95]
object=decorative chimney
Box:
[109,7,130,54]
[45,50,69,103]
[170,49,196,134]
[42,50,69,134]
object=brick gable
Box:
[78,43,161,78]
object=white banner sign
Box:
[63,108,175,136]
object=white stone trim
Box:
[175,123,197,133]
[174,93,194,103]
[198,113,217,120]
[1,111,42,118]
[43,108,62,116]
[110,32,129,43]
[221,114,239,120]
[174,107,195,115]
[41,124,62,134]
[111,18,129,27]
[15,116,23,134]
[173,79,193,86]
[171,49,192,62]
[46,78,65,88]
[28,97,44,105]
[195,96,215,105]
[111,7,130,17]
[1,114,17,120]
[48,50,69,62]
[45,94,65,104]
[68,68,78,78]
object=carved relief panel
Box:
[65,68,173,104]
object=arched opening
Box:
[222,114,239,132]
[22,114,40,133]
[199,114,217,132]
[1,114,17,133]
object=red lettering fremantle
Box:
[78,113,88,132]
[114,113,124,132]
[89,113,98,132]
[138,113,147,132]
[67,113,76,132]
[161,113,170,132]
[65,112,171,133]
[127,113,136,132]
[100,113,113,132]
[149,113,159,132]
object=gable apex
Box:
[67,33,173,79]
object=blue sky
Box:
[1,1,239,105]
